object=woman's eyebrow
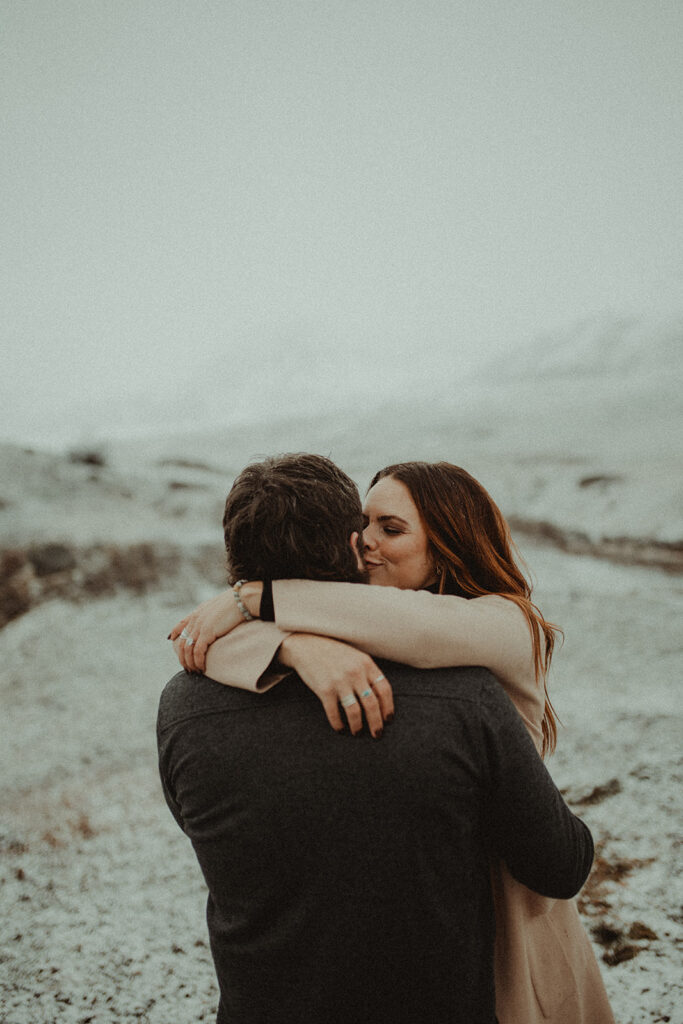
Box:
[378,514,408,526]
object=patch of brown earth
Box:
[579,840,658,966]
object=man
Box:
[157,453,594,1024]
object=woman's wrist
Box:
[239,581,263,619]
[278,633,301,668]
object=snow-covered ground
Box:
[1,315,681,1022]
[1,546,680,1024]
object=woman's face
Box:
[362,476,438,590]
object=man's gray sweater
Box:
[157,661,593,1024]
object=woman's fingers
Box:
[172,635,190,672]
[182,617,202,672]
[334,656,394,737]
[369,673,394,723]
[184,635,199,673]
[320,695,345,734]
[192,636,209,673]
[175,608,220,673]
[169,616,190,642]
[170,615,203,672]
[340,694,364,736]
[339,677,385,738]
[169,590,244,669]
[272,634,395,736]
[358,687,384,738]
[173,624,201,673]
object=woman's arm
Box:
[269,580,545,748]
[277,633,393,737]
[174,580,535,684]
[170,579,544,745]
[271,580,534,684]
[204,621,292,692]
[172,606,394,736]
[170,589,250,673]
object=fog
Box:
[2,0,682,446]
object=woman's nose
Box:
[362,525,378,550]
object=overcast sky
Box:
[2,1,682,445]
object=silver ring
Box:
[180,629,190,640]
[185,637,195,646]
[360,689,372,699]
[340,694,358,708]
[373,674,385,685]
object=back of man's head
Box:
[223,453,366,584]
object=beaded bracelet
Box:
[232,579,254,621]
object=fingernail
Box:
[373,729,383,740]
[386,713,394,724]
[166,633,172,640]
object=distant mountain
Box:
[499,313,681,381]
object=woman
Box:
[170,461,614,1024]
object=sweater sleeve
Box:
[272,579,545,749]
[481,685,594,899]
[204,621,292,692]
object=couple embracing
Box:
[157,453,614,1024]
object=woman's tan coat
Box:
[205,580,615,1024]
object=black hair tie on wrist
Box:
[260,579,275,621]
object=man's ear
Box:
[350,532,364,572]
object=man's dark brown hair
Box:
[223,453,366,584]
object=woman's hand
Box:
[169,583,263,673]
[278,634,394,738]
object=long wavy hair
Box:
[369,462,562,756]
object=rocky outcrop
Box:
[508,517,683,573]
[0,542,227,630]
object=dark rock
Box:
[574,778,622,806]
[0,554,34,627]
[81,568,117,597]
[592,922,623,946]
[0,539,223,631]
[109,544,162,593]
[159,458,219,472]
[578,474,624,488]
[27,544,77,577]
[602,943,641,966]
[0,577,33,625]
[68,449,107,467]
[508,517,683,573]
[1,549,28,579]
[628,921,659,941]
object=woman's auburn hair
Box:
[370,462,562,757]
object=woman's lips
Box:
[365,561,382,570]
